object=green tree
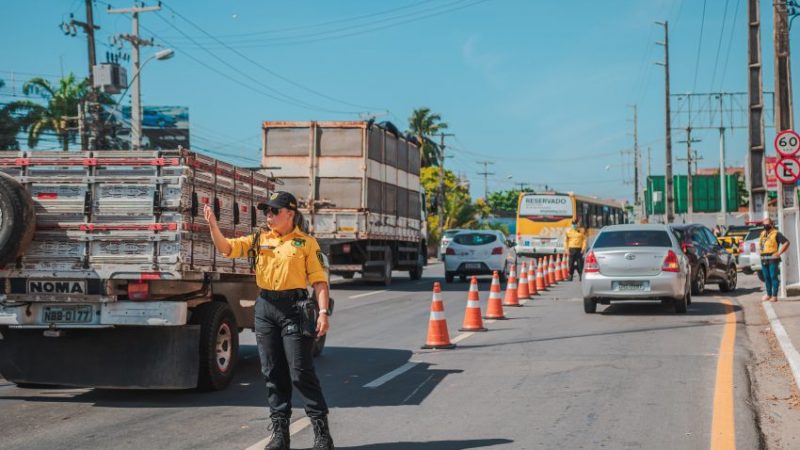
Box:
[6,73,88,151]
[421,166,475,244]
[487,189,528,213]
[0,79,22,150]
[408,107,448,167]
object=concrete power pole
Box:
[62,1,100,149]
[773,0,797,297]
[435,132,454,238]
[656,21,674,223]
[476,161,495,200]
[718,93,728,222]
[748,0,768,218]
[677,128,701,222]
[108,3,160,150]
[629,105,642,220]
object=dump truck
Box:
[262,120,428,285]
[0,148,328,390]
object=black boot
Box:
[264,417,290,450]
[311,416,334,450]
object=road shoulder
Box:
[738,277,800,449]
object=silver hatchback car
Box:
[582,224,691,314]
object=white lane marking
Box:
[451,332,474,344]
[349,289,388,299]
[763,302,800,392]
[244,417,311,450]
[363,361,419,388]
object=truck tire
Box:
[192,301,239,391]
[0,173,36,266]
[409,251,424,280]
[313,334,327,357]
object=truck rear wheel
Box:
[0,173,36,265]
[409,251,424,280]
[192,301,239,391]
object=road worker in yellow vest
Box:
[564,220,588,281]
[759,217,790,303]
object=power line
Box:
[158,1,384,111]
[691,0,708,92]
[708,0,730,91]
[718,0,742,90]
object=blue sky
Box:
[2,0,799,203]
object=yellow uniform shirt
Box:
[564,227,587,251]
[224,226,328,290]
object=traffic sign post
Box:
[775,157,800,184]
[775,130,800,157]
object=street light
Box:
[102,48,174,149]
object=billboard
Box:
[106,106,190,150]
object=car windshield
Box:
[593,230,672,248]
[744,227,764,241]
[453,233,498,246]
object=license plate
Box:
[464,263,481,270]
[28,279,87,295]
[613,281,650,291]
[42,305,94,323]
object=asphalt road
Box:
[0,261,760,450]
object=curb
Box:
[762,301,800,393]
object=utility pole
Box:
[61,1,100,149]
[677,128,702,221]
[628,104,642,219]
[646,146,652,220]
[748,0,768,219]
[656,21,674,223]
[108,3,161,150]
[435,132,454,238]
[476,161,495,200]
[773,0,797,298]
[718,93,728,222]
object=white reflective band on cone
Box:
[429,311,446,320]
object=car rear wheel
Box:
[459,275,467,282]
[445,272,455,283]
[673,292,688,314]
[719,267,737,292]
[691,266,706,295]
[583,297,597,313]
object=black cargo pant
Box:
[568,248,584,280]
[254,292,329,419]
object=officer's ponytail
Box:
[293,210,306,232]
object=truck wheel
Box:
[445,272,454,283]
[0,173,36,265]
[409,252,424,280]
[192,301,239,391]
[312,334,327,357]
[382,248,393,286]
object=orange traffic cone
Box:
[517,261,530,300]
[536,258,546,291]
[460,276,487,332]
[503,264,521,307]
[485,271,508,319]
[562,254,570,280]
[547,256,556,285]
[527,261,537,296]
[422,282,456,349]
[555,255,563,282]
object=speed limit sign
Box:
[775,130,800,157]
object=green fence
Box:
[644,174,741,215]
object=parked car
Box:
[439,229,465,260]
[671,224,738,295]
[444,230,516,283]
[582,224,691,314]
[737,226,764,275]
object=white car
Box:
[439,228,465,260]
[443,230,517,283]
[739,226,764,279]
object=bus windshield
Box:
[519,194,573,222]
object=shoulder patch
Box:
[317,250,326,267]
[291,238,306,248]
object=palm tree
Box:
[408,107,448,167]
[0,79,22,150]
[7,73,88,151]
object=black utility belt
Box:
[260,288,309,301]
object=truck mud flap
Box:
[0,326,200,389]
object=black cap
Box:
[257,191,298,211]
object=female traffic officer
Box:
[760,217,790,303]
[205,191,333,450]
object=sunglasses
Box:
[263,206,283,216]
